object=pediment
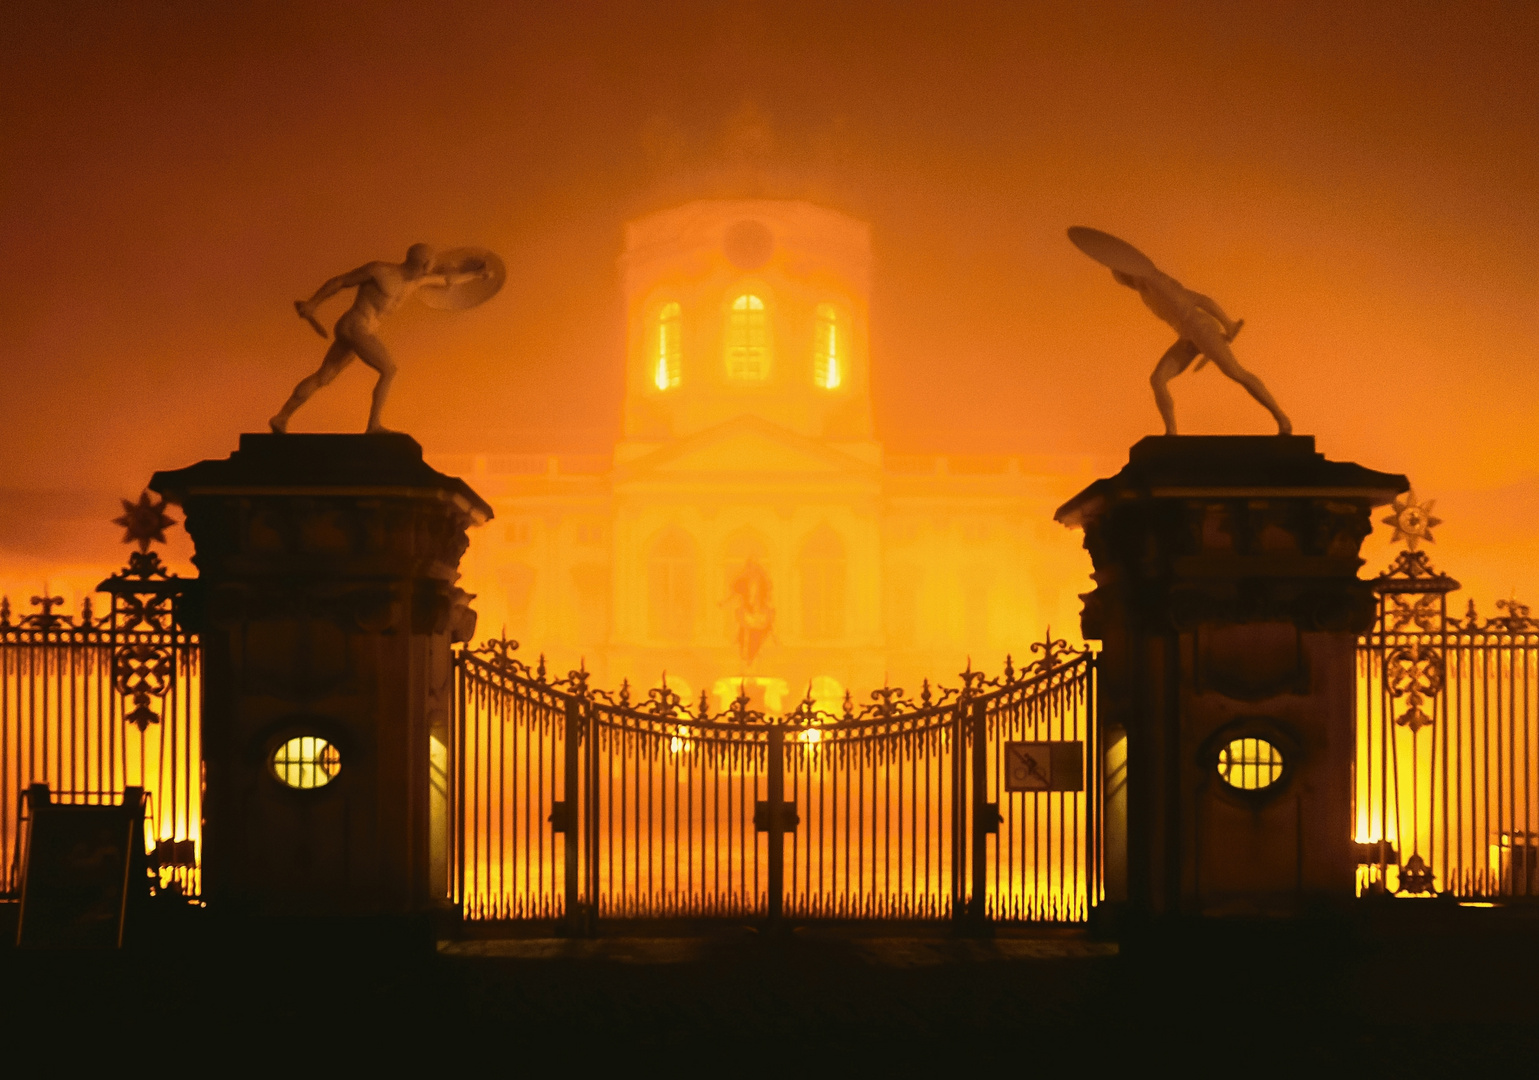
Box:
[617,418,875,481]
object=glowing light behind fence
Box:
[0,635,202,898]
[1355,615,1539,898]
[455,652,1099,923]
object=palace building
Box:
[432,200,1088,714]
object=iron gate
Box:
[453,638,1100,924]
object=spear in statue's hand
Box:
[294,300,329,339]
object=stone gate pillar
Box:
[1055,436,1405,919]
[151,434,491,919]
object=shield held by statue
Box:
[420,247,507,311]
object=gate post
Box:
[151,433,490,924]
[969,697,991,932]
[766,723,786,923]
[562,695,584,935]
[1056,436,1405,921]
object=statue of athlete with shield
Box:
[270,243,505,434]
[1068,227,1291,436]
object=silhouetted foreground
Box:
[3,910,1538,1066]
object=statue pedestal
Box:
[152,434,491,918]
[1057,436,1405,919]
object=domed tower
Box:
[618,200,874,445]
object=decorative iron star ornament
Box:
[1381,490,1441,551]
[113,491,177,552]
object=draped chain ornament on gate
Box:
[1358,492,1539,899]
[452,632,1100,927]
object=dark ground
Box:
[3,905,1539,1069]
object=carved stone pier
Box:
[1056,436,1405,920]
[151,434,490,920]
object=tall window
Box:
[813,303,842,389]
[647,528,697,641]
[725,293,769,381]
[885,569,920,647]
[569,563,610,644]
[799,523,846,640]
[499,563,537,637]
[653,301,681,390]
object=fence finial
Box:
[1382,490,1440,551]
[113,491,177,552]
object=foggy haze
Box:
[2,0,1537,611]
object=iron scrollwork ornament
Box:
[101,494,194,731]
[1371,500,1458,738]
[1385,641,1443,734]
[455,632,1094,730]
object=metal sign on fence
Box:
[1004,742,1084,793]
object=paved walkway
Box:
[440,934,1118,964]
[3,916,1538,1066]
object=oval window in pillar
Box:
[1215,736,1284,791]
[271,736,342,790]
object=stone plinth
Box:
[151,434,491,918]
[1056,436,1405,919]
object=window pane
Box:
[814,303,841,389]
[799,524,846,639]
[648,529,697,641]
[726,293,770,380]
[654,301,681,390]
[1216,737,1284,790]
[271,736,342,790]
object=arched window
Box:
[885,568,920,647]
[725,293,770,381]
[653,301,681,390]
[499,563,537,636]
[647,528,698,641]
[813,303,842,389]
[799,523,846,640]
[569,562,610,644]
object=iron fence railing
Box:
[20,524,1539,916]
[0,551,200,898]
[1357,548,1539,899]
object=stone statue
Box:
[271,243,504,434]
[1068,227,1291,436]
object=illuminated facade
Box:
[437,200,1085,710]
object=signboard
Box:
[1004,742,1084,793]
[16,785,146,949]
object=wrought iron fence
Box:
[30,501,1539,917]
[1357,547,1539,899]
[0,551,201,898]
[453,636,1100,925]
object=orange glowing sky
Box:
[2,2,1537,609]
